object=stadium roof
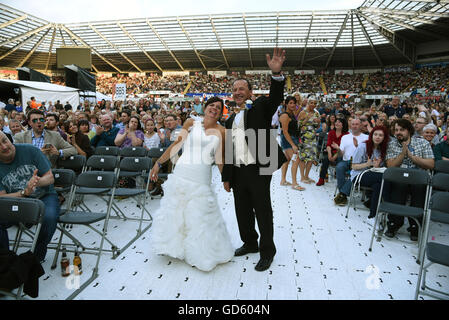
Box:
[0,0,448,72]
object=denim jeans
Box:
[319,156,342,179]
[336,160,350,193]
[0,193,60,261]
[340,178,353,197]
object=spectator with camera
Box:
[13,109,77,168]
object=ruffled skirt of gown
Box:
[150,167,234,272]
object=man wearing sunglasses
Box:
[13,109,77,168]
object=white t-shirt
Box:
[143,133,161,150]
[339,132,369,161]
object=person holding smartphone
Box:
[13,109,77,168]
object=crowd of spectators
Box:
[0,66,448,274]
[2,64,448,97]
[89,65,449,96]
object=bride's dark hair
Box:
[203,96,224,118]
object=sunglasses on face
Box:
[31,118,45,123]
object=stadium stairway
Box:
[183,79,193,94]
[319,76,327,95]
[362,74,369,91]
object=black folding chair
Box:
[52,169,76,213]
[434,160,449,174]
[86,154,120,173]
[417,172,449,266]
[415,190,449,300]
[47,168,90,254]
[57,155,86,173]
[51,171,117,300]
[94,146,120,156]
[0,197,45,299]
[105,157,153,255]
[119,146,147,158]
[57,155,87,210]
[118,146,148,182]
[75,155,120,214]
[368,167,431,264]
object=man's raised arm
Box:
[265,48,286,117]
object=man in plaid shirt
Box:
[385,118,434,241]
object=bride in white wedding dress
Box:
[149,97,234,272]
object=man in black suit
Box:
[222,48,287,272]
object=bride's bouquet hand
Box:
[223,182,231,193]
[150,164,160,182]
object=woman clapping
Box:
[114,115,144,148]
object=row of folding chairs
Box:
[345,160,449,219]
[356,162,449,300]
[56,146,167,172]
[0,157,153,300]
[51,154,154,299]
[0,146,170,299]
[414,172,449,300]
[53,154,153,248]
[95,145,167,160]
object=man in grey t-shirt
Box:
[0,131,60,262]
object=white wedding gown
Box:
[150,120,234,271]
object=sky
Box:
[3,0,364,23]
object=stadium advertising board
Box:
[294,70,315,75]
[148,91,172,95]
[354,69,381,74]
[163,71,189,77]
[245,70,272,75]
[186,93,232,100]
[416,61,449,69]
[383,66,411,73]
[335,70,354,75]
[208,71,227,77]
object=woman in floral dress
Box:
[298,97,321,184]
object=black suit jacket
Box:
[222,77,287,187]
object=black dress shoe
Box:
[255,257,273,272]
[234,245,259,257]
[408,226,419,241]
[384,227,396,238]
